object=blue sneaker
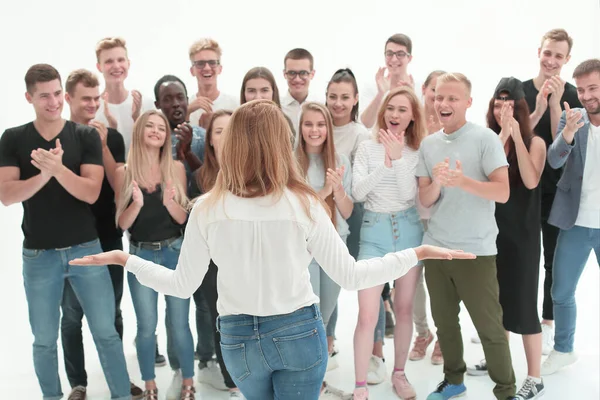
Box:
[426,380,467,399]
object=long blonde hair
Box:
[202,100,328,219]
[375,86,426,150]
[296,102,338,226]
[116,110,188,224]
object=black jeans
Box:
[541,192,559,321]
[60,236,124,388]
[197,261,236,388]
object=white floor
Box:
[0,204,598,399]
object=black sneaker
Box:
[466,359,488,376]
[130,381,144,400]
[155,343,166,367]
[515,377,545,399]
[385,311,395,338]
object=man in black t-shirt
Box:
[522,28,582,355]
[0,64,130,399]
[61,69,143,398]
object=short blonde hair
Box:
[189,38,222,61]
[95,37,127,62]
[541,29,573,54]
[436,72,472,95]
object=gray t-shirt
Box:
[307,153,352,238]
[416,122,508,255]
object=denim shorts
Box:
[358,206,424,261]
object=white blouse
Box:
[124,189,418,316]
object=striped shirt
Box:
[352,138,419,213]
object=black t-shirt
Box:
[90,128,125,240]
[129,185,184,243]
[0,121,103,249]
[523,79,582,193]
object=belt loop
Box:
[313,304,320,319]
[253,316,258,332]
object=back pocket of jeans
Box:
[273,328,323,371]
[220,342,250,381]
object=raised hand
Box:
[188,96,213,115]
[498,103,512,144]
[69,250,129,267]
[379,129,405,161]
[132,180,144,207]
[89,120,108,147]
[30,138,64,178]
[427,114,442,134]
[562,102,585,143]
[416,244,476,261]
[395,74,415,89]
[102,92,118,129]
[131,90,142,121]
[508,116,522,141]
[446,159,464,187]
[548,75,565,106]
[375,67,390,94]
[326,166,345,196]
[432,157,450,186]
[162,180,176,206]
[198,111,213,129]
[535,79,550,114]
[175,123,193,160]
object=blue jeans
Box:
[552,225,600,353]
[128,237,195,380]
[217,305,327,400]
[22,239,130,400]
[359,207,424,342]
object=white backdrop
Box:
[0,1,599,398]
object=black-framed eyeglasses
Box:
[385,50,410,59]
[192,60,220,69]
[285,70,311,79]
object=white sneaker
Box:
[541,324,554,356]
[319,381,353,399]
[229,390,246,399]
[366,355,387,385]
[471,333,481,344]
[326,352,339,371]
[541,350,578,376]
[166,369,183,400]
[197,360,228,391]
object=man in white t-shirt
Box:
[281,48,318,146]
[360,33,421,129]
[94,37,155,154]
[187,38,238,128]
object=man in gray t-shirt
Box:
[416,73,516,400]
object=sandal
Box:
[181,385,195,400]
[143,389,158,400]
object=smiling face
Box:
[284,58,314,99]
[26,79,64,122]
[326,81,358,125]
[385,42,412,76]
[244,78,274,102]
[301,109,328,153]
[210,114,231,162]
[97,47,130,85]
[67,83,101,122]
[384,94,413,136]
[190,49,222,85]
[575,71,600,116]
[143,114,168,149]
[538,39,571,79]
[434,81,472,134]
[156,81,188,128]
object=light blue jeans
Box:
[22,239,130,400]
[217,305,327,400]
[358,207,424,342]
[128,237,195,381]
[552,225,600,353]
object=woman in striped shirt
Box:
[352,87,426,400]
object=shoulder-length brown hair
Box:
[202,100,328,219]
[196,110,233,193]
[374,86,426,150]
[295,102,338,226]
[240,67,281,107]
[486,98,535,186]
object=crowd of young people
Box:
[0,29,598,400]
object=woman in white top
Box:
[351,87,427,400]
[70,100,474,400]
[296,102,353,392]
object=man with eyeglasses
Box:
[281,48,317,147]
[188,38,238,128]
[361,33,419,129]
